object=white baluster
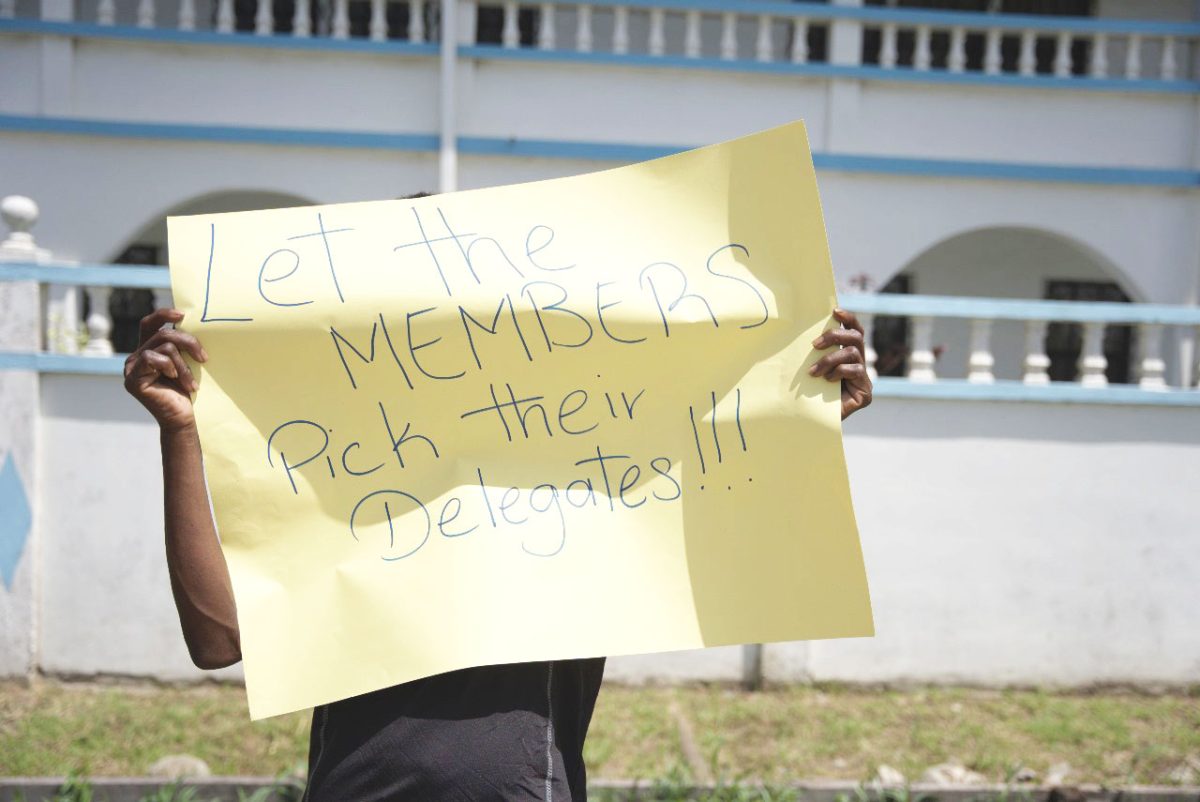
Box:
[0,0,13,18]
[137,0,155,27]
[967,318,995,384]
[1023,320,1050,385]
[254,0,272,35]
[1018,29,1035,76]
[369,0,386,41]
[1089,32,1107,77]
[719,12,736,60]
[1077,322,1108,387]
[178,0,195,30]
[408,0,424,42]
[612,5,628,54]
[859,313,877,380]
[1124,33,1141,79]
[216,0,234,33]
[293,0,310,37]
[648,8,664,56]
[684,10,701,58]
[948,26,966,73]
[1053,30,1071,77]
[45,284,80,354]
[575,4,592,52]
[907,316,936,382]
[501,1,518,47]
[1160,37,1177,81]
[789,17,808,64]
[537,3,554,50]
[1137,323,1167,390]
[755,14,772,62]
[1191,326,1200,389]
[331,0,349,38]
[82,287,113,357]
[97,0,116,25]
[984,27,1001,74]
[152,288,174,311]
[914,25,931,71]
[879,22,897,69]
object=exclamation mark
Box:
[735,388,747,451]
[688,405,707,474]
[710,391,723,464]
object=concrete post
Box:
[0,196,49,679]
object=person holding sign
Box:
[124,303,870,800]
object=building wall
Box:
[2,5,1198,692]
[21,375,1200,688]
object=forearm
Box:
[161,425,242,669]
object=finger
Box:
[156,342,197,392]
[812,327,865,351]
[133,348,177,384]
[809,347,862,377]
[842,390,872,419]
[825,362,867,383]
[843,387,873,415]
[833,308,865,336]
[138,308,186,347]
[143,328,208,363]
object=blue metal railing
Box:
[841,292,1200,327]
[1,261,1197,406]
[518,0,1200,37]
[3,2,1198,94]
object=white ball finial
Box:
[1,195,39,252]
[1,195,39,233]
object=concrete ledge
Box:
[1,779,1198,802]
[0,778,302,802]
[593,782,1200,802]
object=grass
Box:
[1,681,1197,787]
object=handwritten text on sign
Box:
[168,122,873,720]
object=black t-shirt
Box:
[303,658,606,801]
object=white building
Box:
[0,0,1198,689]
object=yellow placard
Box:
[167,121,873,720]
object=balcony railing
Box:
[843,293,1200,397]
[2,0,1197,88]
[2,195,1197,404]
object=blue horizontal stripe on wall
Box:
[816,154,1200,188]
[2,113,1197,189]
[458,136,680,162]
[0,114,439,152]
[0,18,440,55]
[460,44,1200,96]
[872,377,1200,407]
